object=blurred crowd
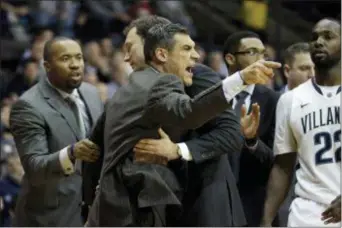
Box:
[0,0,303,226]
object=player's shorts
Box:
[288,197,341,227]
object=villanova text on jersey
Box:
[301,106,340,134]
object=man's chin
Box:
[68,81,82,90]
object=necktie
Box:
[66,96,86,138]
[234,91,249,118]
[66,95,89,174]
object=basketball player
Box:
[261,18,341,227]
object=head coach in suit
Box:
[122,16,246,226]
[86,21,281,226]
[9,37,103,226]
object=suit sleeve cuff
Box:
[222,71,246,102]
[59,146,75,175]
[177,143,193,161]
[245,138,259,151]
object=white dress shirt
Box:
[177,71,248,160]
[47,79,88,175]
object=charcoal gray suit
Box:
[9,77,103,226]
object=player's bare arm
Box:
[261,152,297,226]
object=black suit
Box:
[86,67,235,226]
[175,64,246,226]
[232,85,280,226]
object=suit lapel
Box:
[249,85,268,114]
[39,77,82,140]
[250,85,269,135]
[78,85,95,126]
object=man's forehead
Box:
[240,37,264,49]
[174,33,194,46]
[293,52,313,65]
[313,19,341,34]
[125,27,141,43]
[51,40,81,55]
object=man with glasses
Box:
[223,31,281,226]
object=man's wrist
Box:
[239,71,247,85]
[175,144,181,159]
[245,137,258,150]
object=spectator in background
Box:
[0,152,23,227]
[7,58,39,97]
[83,65,99,86]
[128,0,153,19]
[78,0,131,44]
[83,41,111,82]
[282,42,315,92]
[155,1,197,37]
[107,50,130,98]
[99,37,114,59]
[0,0,31,42]
[1,102,11,134]
[207,51,228,79]
[264,44,285,90]
[17,39,46,80]
[25,26,54,54]
[0,101,22,226]
[195,44,206,64]
[33,0,79,37]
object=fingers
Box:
[134,141,157,152]
[323,216,339,225]
[254,61,274,77]
[261,60,282,69]
[240,105,247,118]
[82,139,100,150]
[81,150,99,162]
[75,142,100,162]
[253,60,282,83]
[158,128,169,139]
[251,103,260,126]
[322,207,333,217]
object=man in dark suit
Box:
[84,16,246,227]
[222,31,281,226]
[9,37,102,226]
[86,23,280,226]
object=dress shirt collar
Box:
[46,77,78,99]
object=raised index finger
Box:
[262,60,282,69]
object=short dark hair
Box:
[283,42,310,66]
[223,31,260,57]
[123,15,171,40]
[22,57,38,68]
[144,23,189,63]
[43,36,73,61]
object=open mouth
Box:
[313,50,327,56]
[70,72,81,78]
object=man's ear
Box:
[224,53,235,67]
[43,61,51,73]
[283,64,290,79]
[154,48,168,63]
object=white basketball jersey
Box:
[274,79,341,205]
